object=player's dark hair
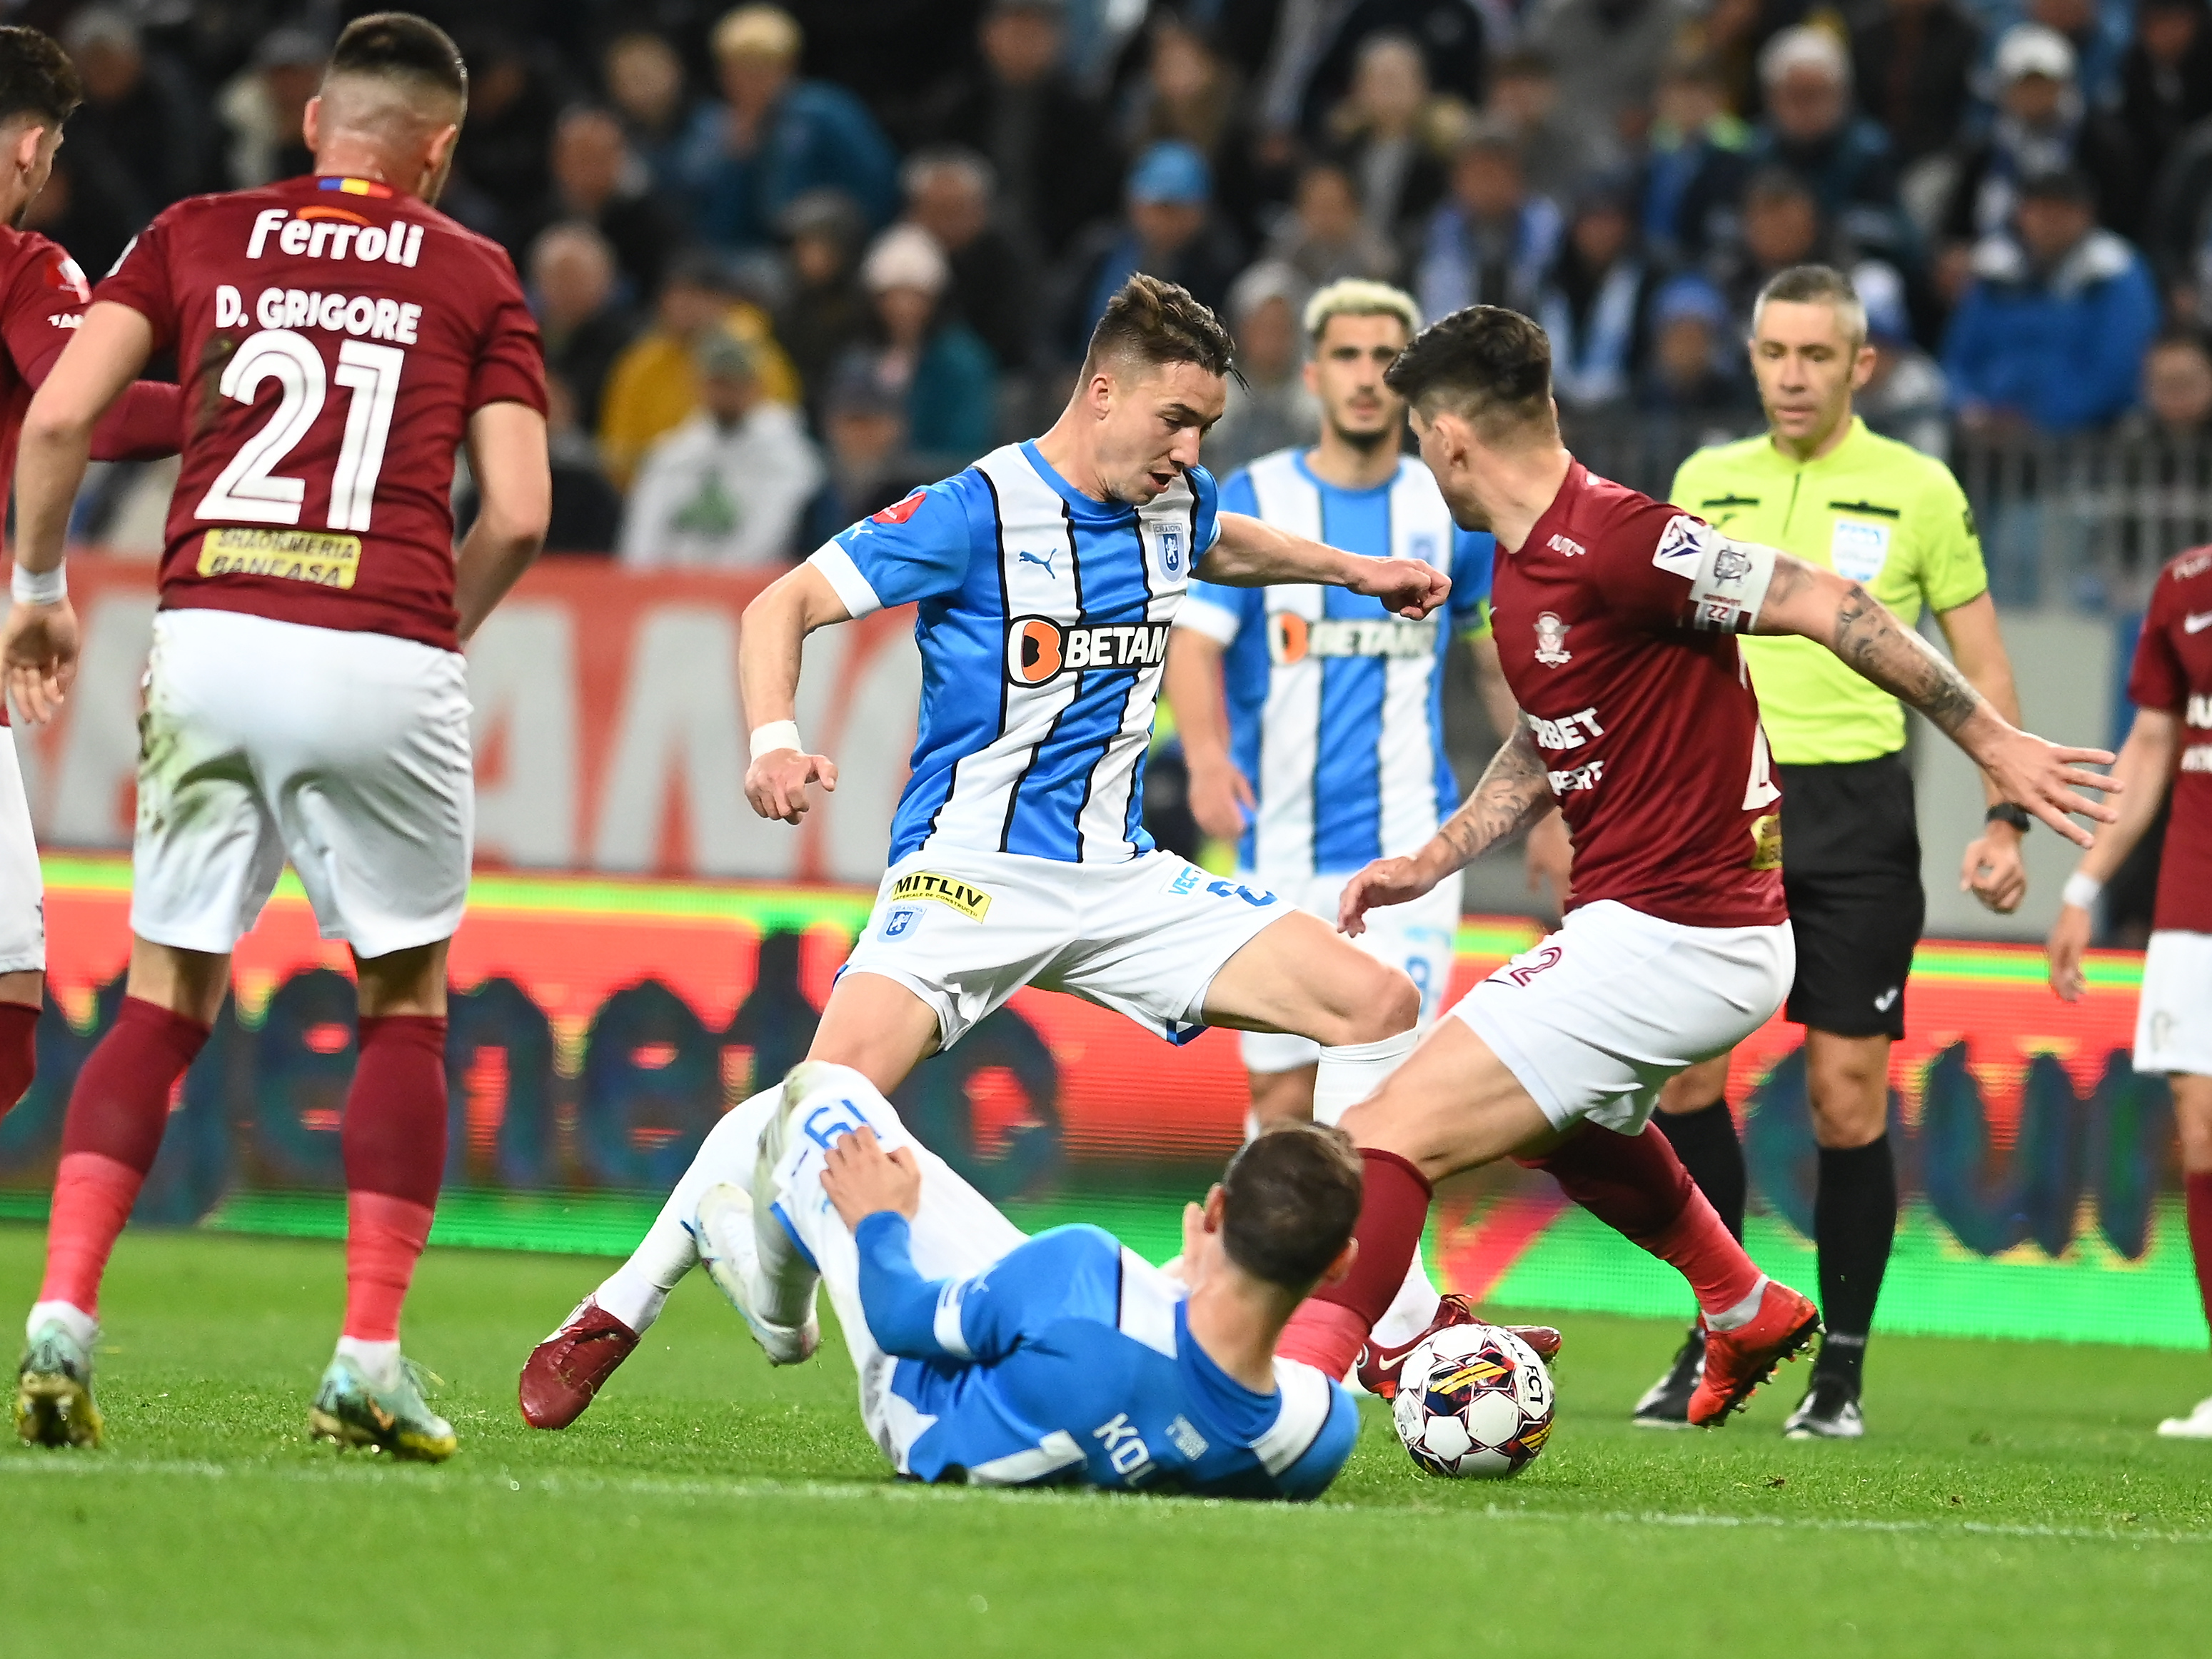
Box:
[1219,1122,1363,1291]
[1082,273,1236,384]
[1383,304,1557,444]
[327,11,468,105]
[0,26,83,129]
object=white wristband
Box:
[2061,871,2103,911]
[750,720,803,761]
[11,561,65,606]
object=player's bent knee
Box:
[1333,959,1419,1044]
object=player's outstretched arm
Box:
[740,563,852,824]
[2047,707,2178,1002]
[453,401,551,644]
[1338,726,1554,935]
[1203,511,1449,619]
[1754,554,2118,844]
[4,301,154,723]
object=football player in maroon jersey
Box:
[1276,306,2117,1424]
[4,14,549,1459]
[2048,544,2212,1438]
[0,24,181,1129]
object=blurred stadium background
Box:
[6,0,2208,1353]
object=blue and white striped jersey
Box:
[1177,450,1495,877]
[849,1216,1357,1498]
[809,440,1220,865]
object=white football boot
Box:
[2156,1395,2212,1440]
[695,1182,819,1366]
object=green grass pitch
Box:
[4,1224,2210,1658]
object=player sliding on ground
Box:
[8,14,551,1458]
[521,273,1455,1427]
[677,1062,1361,1496]
[1272,305,2120,1419]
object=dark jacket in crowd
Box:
[916,69,1122,257]
[1849,0,1983,165]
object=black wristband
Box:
[1986,802,2032,833]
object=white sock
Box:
[1312,1029,1418,1126]
[335,1336,401,1390]
[1704,1275,1771,1333]
[1368,1251,1445,1351]
[27,1299,96,1348]
[593,1085,784,1333]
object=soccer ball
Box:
[1391,1323,1555,1479]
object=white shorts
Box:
[1240,869,1462,1074]
[2136,930,2212,1076]
[131,610,473,960]
[841,845,1289,1050]
[0,732,44,974]
[764,1071,1030,1473]
[1452,899,1795,1134]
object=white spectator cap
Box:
[861,224,950,296]
[1995,24,2076,85]
[1757,26,1849,89]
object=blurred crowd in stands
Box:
[31,0,2212,568]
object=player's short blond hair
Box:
[1302,279,1421,347]
[713,5,801,62]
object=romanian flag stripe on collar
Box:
[318,177,393,198]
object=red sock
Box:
[341,1015,448,1341]
[1524,1123,1764,1319]
[1278,1149,1432,1378]
[39,997,211,1312]
[0,1000,37,1117]
[2186,1172,2212,1349]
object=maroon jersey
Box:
[2128,546,2212,934]
[0,225,184,727]
[95,174,546,651]
[1494,461,1787,929]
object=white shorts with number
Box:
[1239,869,1462,1075]
[841,845,1290,1051]
[131,609,473,960]
[0,732,44,974]
[1452,899,1794,1135]
[2136,930,2212,1076]
[764,1070,1041,1474]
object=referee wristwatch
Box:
[1985,802,2032,834]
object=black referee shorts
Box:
[1774,749,1924,1042]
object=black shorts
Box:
[1775,750,1924,1041]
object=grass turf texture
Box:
[4,1226,2208,1658]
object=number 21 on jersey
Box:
[196,326,403,533]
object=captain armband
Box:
[1652,515,1779,634]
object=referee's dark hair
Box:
[326,11,468,106]
[1383,303,1557,446]
[0,26,82,130]
[1220,1121,1363,1291]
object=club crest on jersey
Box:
[1157,524,1186,578]
[1533,611,1572,665]
[1005,616,1170,684]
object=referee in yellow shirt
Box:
[1633,266,2031,1438]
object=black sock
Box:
[1814,1135,1897,1392]
[1655,1099,1746,1241]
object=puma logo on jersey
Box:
[889,872,993,921]
[246,208,423,267]
[2183,611,2212,634]
[1005,617,1169,684]
[1017,549,1059,578]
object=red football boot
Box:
[518,1299,638,1430]
[1689,1280,1821,1427]
[1355,1293,1565,1398]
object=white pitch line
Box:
[4,1454,2208,1545]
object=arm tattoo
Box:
[1436,726,1556,867]
[1831,583,1984,737]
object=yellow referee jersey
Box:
[1669,418,1990,765]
